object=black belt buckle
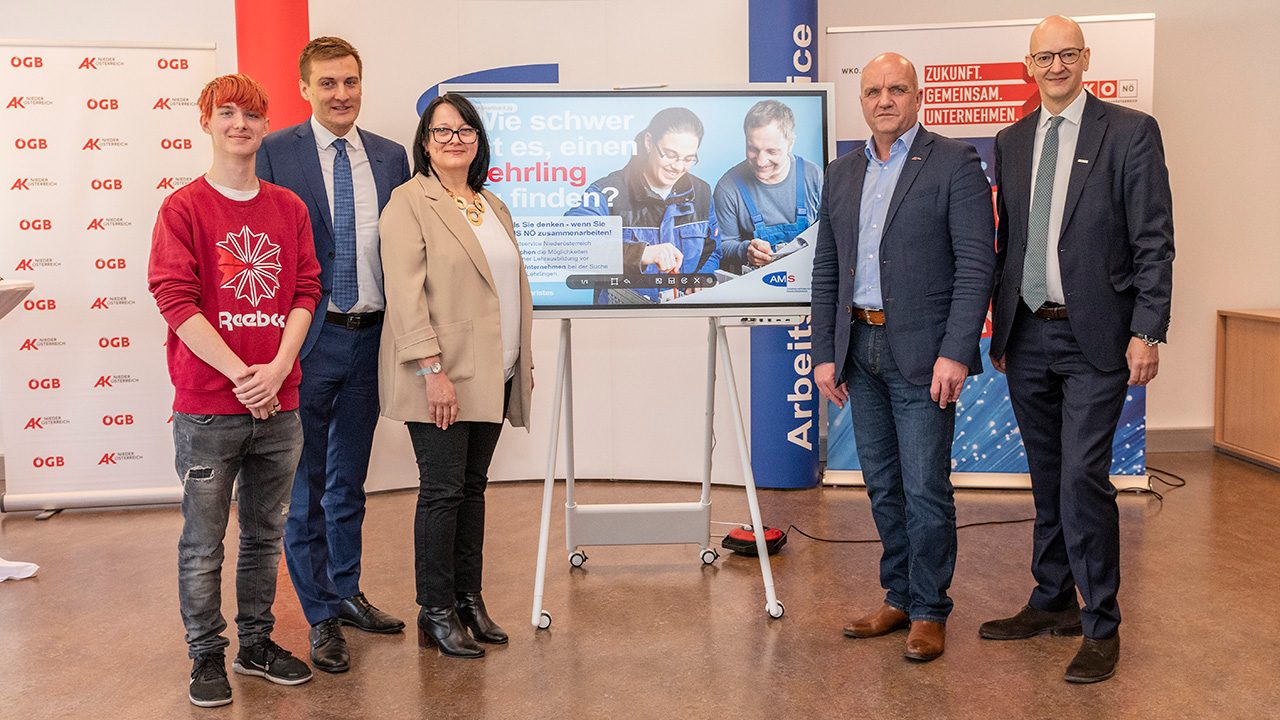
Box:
[326,310,383,330]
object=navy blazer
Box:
[989,93,1174,372]
[257,120,411,358]
[812,126,996,387]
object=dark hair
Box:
[412,93,490,192]
[298,36,362,82]
[630,107,704,167]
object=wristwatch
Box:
[1132,333,1160,347]
[415,361,443,376]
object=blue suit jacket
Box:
[257,120,411,358]
[812,126,996,386]
[990,93,1174,371]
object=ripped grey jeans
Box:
[173,410,303,658]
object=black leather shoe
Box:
[979,605,1082,640]
[455,592,508,645]
[417,606,485,659]
[309,618,349,673]
[338,593,405,634]
[1065,634,1120,683]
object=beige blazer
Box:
[378,173,533,427]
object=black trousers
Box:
[1005,304,1128,639]
[406,381,510,607]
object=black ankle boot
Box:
[455,592,509,645]
[417,606,485,658]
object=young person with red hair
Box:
[148,73,322,707]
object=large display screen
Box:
[446,86,833,316]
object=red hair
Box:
[197,73,269,123]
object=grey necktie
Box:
[1022,115,1065,311]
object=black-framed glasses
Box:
[429,126,478,144]
[1030,48,1084,68]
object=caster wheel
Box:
[569,551,588,568]
[536,611,552,630]
[766,601,785,619]
[700,549,719,565]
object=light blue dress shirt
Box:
[853,122,920,309]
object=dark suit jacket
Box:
[257,120,411,358]
[812,126,996,387]
[990,93,1174,371]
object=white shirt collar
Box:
[310,116,363,152]
[1039,90,1089,129]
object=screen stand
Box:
[530,317,784,630]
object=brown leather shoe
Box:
[842,605,910,638]
[904,621,946,661]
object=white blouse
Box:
[462,202,521,379]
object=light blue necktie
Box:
[1022,115,1065,312]
[331,138,358,312]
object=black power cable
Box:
[780,466,1190,545]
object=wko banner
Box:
[822,15,1155,488]
[0,41,215,510]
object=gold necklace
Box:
[444,185,485,226]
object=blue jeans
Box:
[846,323,957,623]
[174,410,303,658]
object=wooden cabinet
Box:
[1215,309,1280,470]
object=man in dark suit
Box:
[981,16,1174,684]
[813,52,995,662]
[257,36,411,673]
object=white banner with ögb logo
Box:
[1,41,215,510]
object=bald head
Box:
[1026,15,1091,115]
[862,52,919,92]
[1030,15,1086,53]
[859,52,922,159]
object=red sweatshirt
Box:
[148,176,321,414]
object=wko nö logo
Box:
[24,415,70,430]
[18,337,66,351]
[13,257,61,271]
[6,96,53,109]
[762,271,797,288]
[82,137,128,150]
[10,177,56,190]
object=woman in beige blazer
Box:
[378,93,533,659]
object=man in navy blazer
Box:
[812,52,995,662]
[257,37,411,673]
[981,16,1174,684]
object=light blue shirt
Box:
[853,122,920,309]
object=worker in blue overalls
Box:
[714,99,823,275]
[568,107,720,303]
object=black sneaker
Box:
[232,638,313,686]
[189,653,232,708]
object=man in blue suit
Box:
[981,16,1174,684]
[257,36,411,673]
[812,52,994,662]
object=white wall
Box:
[819,0,1280,432]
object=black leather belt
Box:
[1032,302,1069,320]
[325,310,384,329]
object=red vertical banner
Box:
[235,0,311,128]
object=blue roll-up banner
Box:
[747,0,821,489]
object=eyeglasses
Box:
[1029,48,1084,68]
[655,145,699,168]
[429,126,478,144]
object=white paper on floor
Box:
[0,557,40,582]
